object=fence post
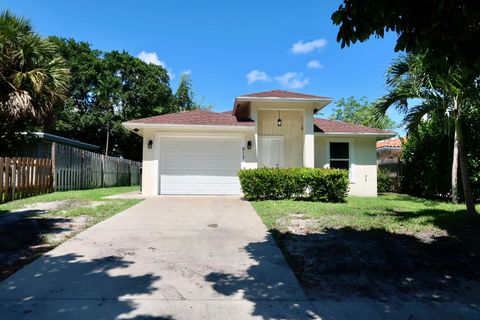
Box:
[101,154,105,188]
[51,142,57,191]
[11,157,16,201]
[80,150,85,189]
[116,158,120,186]
[128,160,132,186]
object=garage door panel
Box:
[159,137,242,195]
[160,155,239,163]
[160,168,240,176]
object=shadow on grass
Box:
[365,205,477,235]
[0,253,174,320]
[205,220,480,319]
[380,193,451,207]
[0,208,78,280]
[274,225,480,303]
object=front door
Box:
[258,136,283,168]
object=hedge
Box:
[238,168,349,202]
[377,169,392,193]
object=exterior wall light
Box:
[247,141,252,149]
[147,140,153,149]
[277,110,282,127]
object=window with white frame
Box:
[329,142,349,170]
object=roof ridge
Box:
[239,89,329,99]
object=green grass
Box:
[0,185,139,211]
[252,193,480,235]
[0,185,142,226]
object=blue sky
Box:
[3,0,404,133]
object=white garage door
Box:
[159,137,242,195]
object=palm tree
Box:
[0,10,69,119]
[376,54,477,216]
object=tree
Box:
[375,54,478,216]
[331,1,479,216]
[401,112,480,202]
[0,11,69,153]
[331,0,480,77]
[49,37,174,161]
[330,96,397,130]
[174,74,196,112]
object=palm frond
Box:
[404,98,447,133]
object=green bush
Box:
[377,169,392,193]
[401,111,480,201]
[238,168,349,202]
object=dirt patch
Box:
[274,215,480,305]
[0,199,105,227]
[0,214,90,280]
[0,199,106,280]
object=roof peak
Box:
[238,89,330,100]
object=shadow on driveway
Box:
[0,253,174,320]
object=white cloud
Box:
[275,72,309,89]
[307,60,324,69]
[181,69,192,75]
[137,51,165,67]
[291,38,327,54]
[137,51,175,79]
[246,70,271,84]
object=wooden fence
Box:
[1,143,141,203]
[0,157,53,203]
[377,158,402,192]
[53,143,141,191]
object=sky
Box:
[2,0,404,134]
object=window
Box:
[329,142,349,170]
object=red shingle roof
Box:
[314,118,394,134]
[125,109,254,126]
[126,110,394,135]
[376,137,405,149]
[239,90,330,100]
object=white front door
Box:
[158,136,242,195]
[258,136,283,168]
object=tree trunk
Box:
[454,112,477,216]
[451,128,459,203]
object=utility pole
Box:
[105,121,109,156]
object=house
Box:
[123,90,395,197]
[376,137,405,160]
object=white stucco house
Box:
[123,90,395,197]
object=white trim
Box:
[154,132,244,195]
[153,136,159,195]
[123,122,254,131]
[325,138,356,183]
[257,106,315,112]
[258,135,284,168]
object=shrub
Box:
[377,169,392,193]
[400,111,480,201]
[238,168,349,202]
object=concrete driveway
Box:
[0,197,319,320]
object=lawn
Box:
[252,194,480,303]
[253,193,480,236]
[0,186,142,280]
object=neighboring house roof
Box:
[125,109,254,127]
[314,118,394,135]
[376,137,405,149]
[22,132,101,151]
[239,90,330,100]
